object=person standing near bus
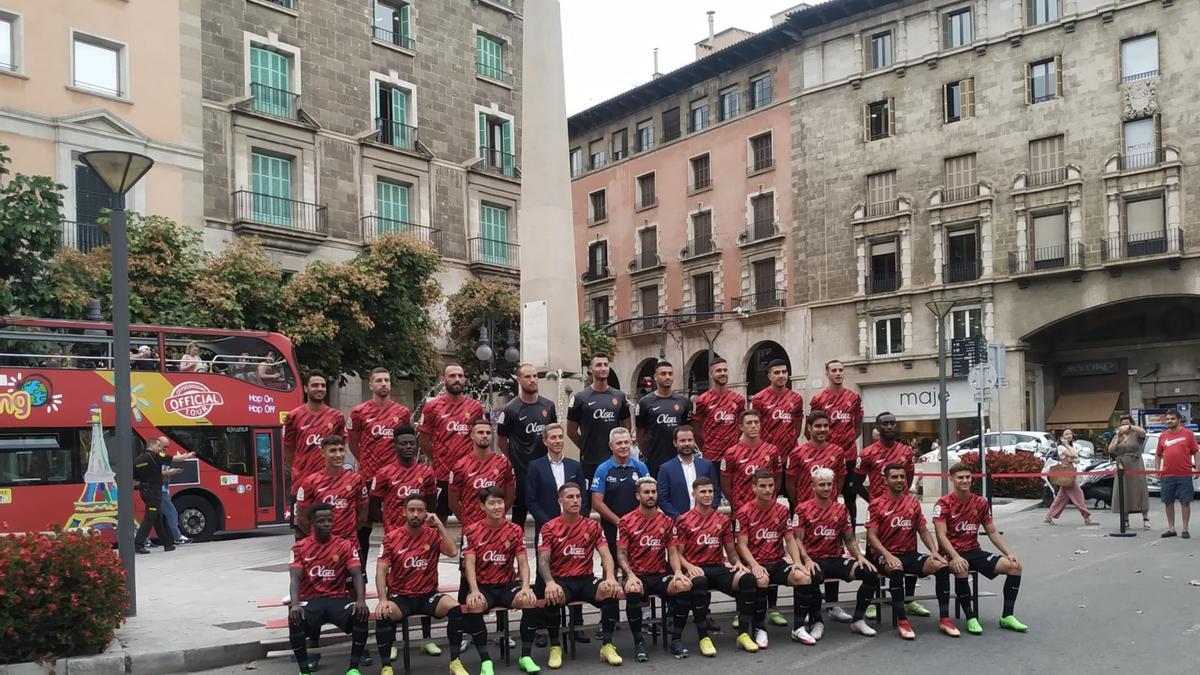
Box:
[133,437,195,555]
[284,371,346,495]
[418,364,484,522]
[294,436,369,542]
[348,368,412,562]
[567,353,632,493]
[497,363,557,527]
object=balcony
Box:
[732,288,785,313]
[942,183,980,204]
[244,83,301,120]
[747,154,774,175]
[865,199,899,218]
[1118,149,1167,172]
[232,190,328,234]
[580,265,613,284]
[362,216,440,247]
[468,236,519,270]
[675,303,720,324]
[478,146,518,178]
[739,220,783,247]
[1121,69,1158,83]
[476,61,514,85]
[866,271,900,295]
[680,236,718,261]
[687,175,712,195]
[372,25,415,51]
[1101,228,1183,266]
[1008,240,1084,284]
[944,259,980,284]
[60,220,109,253]
[629,315,666,333]
[374,118,418,152]
[628,251,663,274]
[1027,166,1068,188]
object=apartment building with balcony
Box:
[571,0,1200,444]
[0,0,204,252]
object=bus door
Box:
[253,428,286,524]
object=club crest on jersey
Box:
[673,403,680,412]
[611,398,619,407]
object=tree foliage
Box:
[445,278,521,387]
[579,320,616,372]
[0,144,66,314]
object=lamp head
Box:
[78,151,154,195]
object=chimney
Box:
[652,47,662,79]
[707,10,716,43]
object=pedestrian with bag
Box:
[1044,429,1098,526]
[1108,414,1151,530]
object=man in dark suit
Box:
[657,425,721,519]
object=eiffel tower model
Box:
[66,414,119,533]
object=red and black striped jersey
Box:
[808,388,862,462]
[671,508,733,567]
[735,500,790,565]
[418,395,485,482]
[290,534,360,600]
[786,441,846,503]
[371,461,437,533]
[380,524,443,596]
[537,516,603,578]
[284,404,347,485]
[462,519,526,585]
[692,388,746,465]
[617,508,674,575]
[750,387,804,453]
[856,441,915,502]
[720,441,782,509]
[790,499,851,559]
[867,493,925,555]
[347,399,412,481]
[294,468,368,538]
[933,492,991,553]
[449,451,515,527]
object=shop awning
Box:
[1045,391,1120,430]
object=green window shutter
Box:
[393,88,408,147]
[479,112,489,165]
[399,4,411,43]
[250,46,290,117]
[376,180,410,234]
[480,204,509,264]
[252,153,293,227]
[501,121,513,175]
[477,34,502,79]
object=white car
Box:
[919,431,1056,464]
[1140,431,1200,495]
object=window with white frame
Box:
[373,0,412,49]
[1122,117,1157,168]
[590,296,610,326]
[1031,210,1068,268]
[868,30,893,70]
[1120,34,1158,81]
[689,99,710,132]
[950,306,982,340]
[588,139,606,170]
[864,99,894,141]
[250,44,296,117]
[1027,0,1059,26]
[72,33,123,97]
[873,315,904,356]
[0,12,17,72]
[1124,194,1166,255]
[943,78,975,123]
[636,119,655,152]
[718,88,740,122]
[749,133,773,173]
[588,189,607,224]
[569,148,582,177]
[943,8,973,49]
[636,172,656,209]
[611,129,629,160]
[1026,57,1061,103]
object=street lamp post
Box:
[925,299,957,497]
[78,150,155,617]
[475,315,521,424]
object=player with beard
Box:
[635,361,692,479]
[284,371,346,499]
[294,436,369,542]
[460,486,539,675]
[374,496,465,675]
[749,360,805,462]
[807,360,862,524]
[419,365,485,521]
[934,463,1026,635]
[287,503,370,675]
[498,364,557,527]
[866,464,957,639]
[669,476,757,656]
[790,467,879,640]
[734,470,817,648]
[348,368,412,563]
[567,353,632,491]
[617,477,694,661]
[535,482,623,667]
[690,358,745,466]
[449,420,516,529]
[856,411,923,620]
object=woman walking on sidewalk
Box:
[1109,415,1151,530]
[1044,429,1099,526]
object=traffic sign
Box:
[969,362,997,391]
[951,335,985,377]
[973,389,993,404]
[988,343,1008,387]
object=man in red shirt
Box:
[449,420,516,528]
[735,470,816,648]
[750,359,805,454]
[419,365,485,521]
[284,370,346,492]
[617,477,694,661]
[691,358,745,466]
[789,467,878,640]
[669,477,756,657]
[866,464,956,639]
[785,411,846,508]
[371,427,437,533]
[287,503,369,675]
[294,436,369,541]
[535,482,623,667]
[857,412,915,505]
[720,409,783,511]
[460,486,538,675]
[374,496,464,675]
[348,367,412,560]
[934,463,1026,635]
[1155,409,1198,538]
[808,359,863,523]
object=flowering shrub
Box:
[957,451,1046,499]
[0,529,126,663]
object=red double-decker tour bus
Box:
[0,317,303,540]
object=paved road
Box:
[187,505,1199,675]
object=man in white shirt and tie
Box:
[656,426,722,519]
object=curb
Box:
[1,640,265,675]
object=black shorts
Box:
[458,582,522,609]
[763,560,794,586]
[536,575,603,607]
[629,572,673,599]
[297,596,358,636]
[814,557,871,583]
[876,551,930,576]
[389,591,450,619]
[960,548,1003,579]
[434,481,451,519]
[700,565,736,595]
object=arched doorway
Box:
[685,350,721,395]
[744,341,790,396]
[632,358,658,401]
[606,371,621,390]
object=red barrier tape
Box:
[913,469,1200,479]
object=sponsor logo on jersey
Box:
[813,525,838,537]
[309,565,338,579]
[696,534,720,546]
[714,411,736,423]
[563,544,586,557]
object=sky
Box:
[561,0,808,114]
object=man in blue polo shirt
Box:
[590,427,650,558]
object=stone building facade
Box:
[570,0,1198,446]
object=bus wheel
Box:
[175,495,219,541]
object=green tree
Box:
[282,233,441,387]
[579,320,616,371]
[194,237,285,330]
[445,278,521,388]
[0,144,66,314]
